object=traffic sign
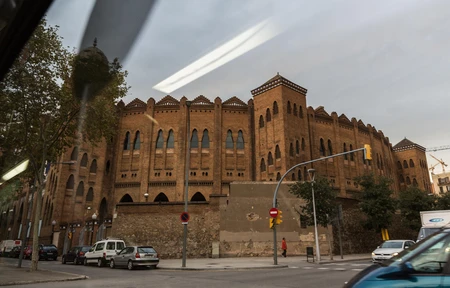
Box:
[180,212,190,224]
[269,208,279,218]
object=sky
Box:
[45,0,450,175]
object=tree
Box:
[356,173,397,233]
[289,176,338,258]
[398,186,435,231]
[0,19,129,271]
[435,192,450,210]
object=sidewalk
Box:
[0,259,87,287]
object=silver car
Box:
[372,240,415,262]
[109,246,159,270]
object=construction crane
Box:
[429,154,448,173]
[427,145,450,152]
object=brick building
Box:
[0,72,432,255]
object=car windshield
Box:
[81,247,91,252]
[380,241,404,249]
[138,247,156,254]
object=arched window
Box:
[319,138,325,156]
[80,153,88,167]
[167,129,175,148]
[70,147,78,161]
[275,145,281,159]
[299,106,304,118]
[226,130,234,149]
[190,129,199,148]
[298,170,302,181]
[304,167,308,180]
[266,108,271,122]
[343,143,348,160]
[287,101,292,114]
[403,160,408,168]
[409,159,415,167]
[259,115,264,128]
[260,158,266,172]
[86,188,94,201]
[290,143,294,157]
[302,138,306,151]
[276,172,281,181]
[89,159,97,173]
[191,192,206,202]
[120,194,133,203]
[296,140,300,155]
[273,101,278,115]
[293,104,298,116]
[349,144,354,161]
[292,173,296,181]
[76,181,84,196]
[237,130,244,149]
[201,129,210,148]
[66,175,74,189]
[328,139,333,155]
[154,193,169,202]
[397,161,402,169]
[377,154,380,169]
[413,178,418,186]
[133,131,140,150]
[268,152,274,165]
[105,160,110,175]
[406,176,411,185]
[156,130,164,148]
[123,132,131,150]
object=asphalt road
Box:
[1,257,370,288]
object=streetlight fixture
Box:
[91,212,97,245]
[144,193,149,202]
[182,100,192,268]
[51,220,56,245]
[308,168,321,263]
[7,227,11,239]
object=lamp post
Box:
[91,212,97,245]
[144,193,149,202]
[182,100,192,268]
[51,220,56,245]
[7,227,11,239]
[308,168,321,263]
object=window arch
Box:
[276,172,281,181]
[291,173,296,181]
[302,138,306,151]
[156,130,164,148]
[319,138,325,156]
[377,154,380,169]
[89,159,97,174]
[80,153,88,167]
[275,145,281,159]
[237,130,244,149]
[296,140,300,154]
[397,161,402,169]
[298,170,302,181]
[226,130,234,149]
[191,192,206,202]
[86,188,94,201]
[290,143,294,157]
[349,144,354,161]
[260,158,266,172]
[76,181,84,196]
[191,129,199,148]
[403,160,408,168]
[287,101,292,114]
[304,167,308,180]
[273,101,278,115]
[409,159,415,167]
[406,176,411,185]
[327,139,333,155]
[66,175,74,189]
[266,108,271,122]
[268,152,274,165]
[413,178,418,186]
[299,106,304,118]
[70,147,78,161]
[120,194,133,203]
[259,115,264,128]
[123,132,131,150]
[133,131,140,150]
[154,193,169,202]
[293,104,298,116]
[167,129,175,148]
[201,129,210,148]
[343,143,348,160]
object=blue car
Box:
[345,229,450,287]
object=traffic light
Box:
[269,218,275,229]
[275,210,283,225]
[364,144,372,161]
[68,232,72,239]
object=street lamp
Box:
[7,227,11,239]
[308,168,321,263]
[51,220,56,245]
[182,100,192,268]
[144,193,149,202]
[91,212,97,245]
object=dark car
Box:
[62,246,91,265]
[38,244,58,261]
[23,246,32,259]
[8,246,21,258]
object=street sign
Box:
[180,212,190,224]
[269,208,279,218]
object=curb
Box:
[157,264,289,271]
[318,258,372,265]
[0,275,88,287]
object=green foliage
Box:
[289,176,338,227]
[398,186,435,231]
[356,173,396,231]
[435,192,450,210]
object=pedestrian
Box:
[281,237,287,257]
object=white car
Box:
[84,238,126,267]
[372,240,415,262]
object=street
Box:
[0,257,369,288]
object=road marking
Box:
[351,268,363,271]
[303,267,313,269]
[318,267,329,270]
[333,268,346,271]
[289,266,298,269]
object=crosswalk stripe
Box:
[351,268,363,271]
[318,267,329,270]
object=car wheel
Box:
[127,260,134,270]
[110,259,115,269]
[53,257,57,261]
[62,256,66,264]
[73,257,78,265]
[97,258,104,267]
[84,258,88,266]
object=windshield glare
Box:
[380,242,403,249]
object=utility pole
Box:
[182,100,192,268]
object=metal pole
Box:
[311,180,321,262]
[273,199,278,265]
[18,184,34,268]
[182,101,191,268]
[338,217,343,259]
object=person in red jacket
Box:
[281,237,287,257]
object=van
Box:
[0,240,22,256]
[83,238,125,267]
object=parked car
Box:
[8,246,22,258]
[109,246,159,270]
[345,229,450,287]
[371,240,415,262]
[38,244,58,260]
[62,246,91,265]
[84,238,125,267]
[0,240,22,257]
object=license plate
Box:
[47,253,53,255]
[144,254,155,257]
